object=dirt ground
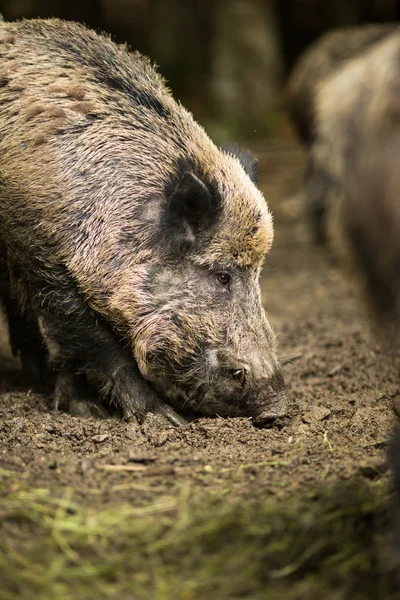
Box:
[0,141,398,513]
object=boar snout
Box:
[215,349,287,421]
[250,371,287,427]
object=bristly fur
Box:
[287,23,397,146]
[313,31,400,320]
[286,24,398,244]
[0,18,284,422]
[306,31,400,540]
[221,143,260,186]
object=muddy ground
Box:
[0,142,399,565]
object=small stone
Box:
[91,433,109,443]
[302,407,331,424]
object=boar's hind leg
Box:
[1,289,48,381]
[43,295,186,427]
[53,370,110,419]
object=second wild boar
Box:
[287,24,397,242]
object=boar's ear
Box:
[221,142,260,185]
[165,171,220,245]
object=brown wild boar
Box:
[287,24,397,242]
[312,29,400,306]
[0,18,286,426]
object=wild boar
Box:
[310,32,400,547]
[0,18,286,426]
[312,30,400,309]
[286,24,397,243]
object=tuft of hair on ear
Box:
[164,170,221,249]
[221,142,260,185]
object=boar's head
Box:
[131,146,287,424]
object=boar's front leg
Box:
[43,293,186,426]
[100,362,187,427]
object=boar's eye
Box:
[216,271,231,287]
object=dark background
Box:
[1,0,399,140]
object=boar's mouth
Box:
[180,369,288,423]
[142,346,288,423]
[238,371,287,426]
[251,389,287,427]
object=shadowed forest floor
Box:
[0,141,399,599]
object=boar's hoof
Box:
[145,407,187,427]
[122,399,187,427]
[53,371,110,419]
[68,399,110,419]
[137,409,188,428]
[111,366,187,427]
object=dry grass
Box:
[0,479,398,600]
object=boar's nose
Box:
[252,394,286,426]
[252,371,287,427]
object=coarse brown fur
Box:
[287,24,397,147]
[313,30,400,306]
[287,24,398,243]
[0,18,285,426]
